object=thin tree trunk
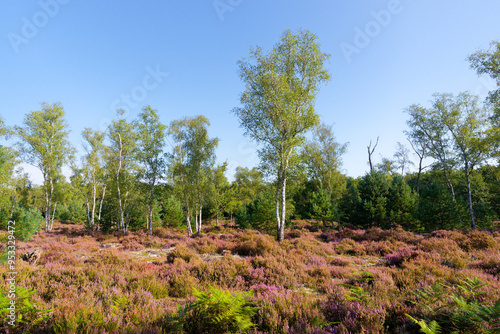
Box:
[97,184,106,224]
[116,134,125,233]
[149,181,154,235]
[275,172,282,241]
[9,196,16,219]
[91,181,97,229]
[198,205,202,234]
[47,175,54,231]
[465,166,476,229]
[186,211,193,237]
[443,166,464,226]
[185,190,193,237]
[51,202,57,226]
[278,176,286,242]
[85,194,91,228]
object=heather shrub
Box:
[323,286,387,333]
[233,231,279,257]
[171,286,258,334]
[197,255,251,289]
[252,284,327,333]
[168,269,199,298]
[385,247,421,267]
[471,250,500,276]
[121,235,146,251]
[97,247,131,265]
[318,230,337,242]
[467,230,497,250]
[361,226,388,242]
[193,238,219,254]
[335,238,366,255]
[418,237,468,268]
[166,244,199,264]
[330,256,351,267]
[251,255,307,287]
[287,229,302,239]
[337,227,361,240]
[364,240,408,256]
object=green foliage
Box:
[236,191,275,232]
[134,105,167,234]
[310,188,336,224]
[408,277,500,333]
[469,40,500,116]
[233,29,330,241]
[0,286,52,330]
[11,206,43,241]
[356,171,391,228]
[171,286,259,334]
[56,200,86,223]
[162,195,185,226]
[406,314,442,334]
[387,175,418,229]
[416,180,461,231]
[15,102,74,231]
[338,177,360,224]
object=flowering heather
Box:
[1,221,499,333]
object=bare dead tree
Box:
[367,136,379,172]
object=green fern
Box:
[406,314,442,334]
[410,282,449,313]
[407,278,500,334]
[171,286,259,334]
[0,286,52,328]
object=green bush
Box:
[162,195,185,226]
[171,286,258,334]
[11,206,43,241]
[356,171,391,228]
[56,200,86,224]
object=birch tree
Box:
[169,116,218,236]
[15,102,73,232]
[442,92,493,229]
[134,106,167,235]
[233,29,330,242]
[107,109,137,233]
[81,128,106,230]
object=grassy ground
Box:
[1,221,500,333]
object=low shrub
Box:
[335,238,366,256]
[166,244,199,264]
[171,286,258,334]
[233,232,279,257]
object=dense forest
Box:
[1,30,500,333]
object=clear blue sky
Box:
[1,0,499,183]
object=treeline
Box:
[0,31,499,239]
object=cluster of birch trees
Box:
[0,31,499,240]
